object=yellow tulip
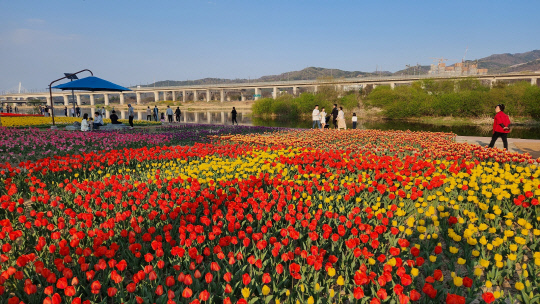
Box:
[515,282,524,291]
[262,285,270,296]
[336,276,344,286]
[242,287,250,299]
[307,297,314,304]
[327,267,336,277]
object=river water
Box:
[15,107,540,139]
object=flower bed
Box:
[0,129,538,304]
[0,117,161,128]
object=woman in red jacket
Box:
[488,104,511,150]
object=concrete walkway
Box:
[457,136,540,159]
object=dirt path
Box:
[457,136,540,159]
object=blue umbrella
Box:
[53,76,131,92]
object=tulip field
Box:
[0,125,539,304]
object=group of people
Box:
[81,104,136,131]
[147,105,182,123]
[1,105,18,113]
[312,104,358,130]
[64,106,81,117]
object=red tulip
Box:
[90,281,101,294]
[182,287,193,298]
[446,293,465,304]
[64,286,76,297]
[199,290,210,301]
[482,292,495,304]
[223,272,232,282]
[354,287,365,299]
[166,276,176,287]
[107,287,118,297]
[205,272,213,283]
[155,285,164,296]
[242,273,251,285]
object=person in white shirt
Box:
[166,105,174,123]
[320,108,327,130]
[337,107,346,130]
[312,105,321,129]
[352,113,358,129]
[93,112,104,130]
[81,113,90,131]
[70,107,75,117]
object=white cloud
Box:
[26,18,46,25]
[0,28,80,45]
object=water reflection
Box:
[13,108,540,139]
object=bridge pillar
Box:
[182,90,186,102]
[206,90,210,102]
[273,87,278,99]
[76,94,81,106]
[154,91,159,102]
[172,91,176,101]
[119,93,125,105]
[531,78,538,86]
[293,87,298,95]
[241,92,246,101]
[136,92,141,105]
[193,90,198,102]
[313,85,318,93]
[490,79,496,88]
[104,94,109,106]
[46,97,52,106]
[221,111,225,123]
[138,111,143,121]
[90,94,95,106]
[121,110,126,119]
[255,88,261,100]
[207,111,211,124]
[63,95,69,106]
[220,90,225,102]
[194,112,199,123]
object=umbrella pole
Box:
[49,85,55,127]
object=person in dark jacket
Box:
[231,107,238,125]
[331,104,339,129]
[175,107,181,122]
[110,110,122,124]
[488,104,511,150]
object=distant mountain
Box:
[472,50,540,73]
[142,50,540,87]
[141,67,392,87]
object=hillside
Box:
[143,50,540,87]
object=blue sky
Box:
[1,0,538,91]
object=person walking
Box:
[352,113,357,129]
[153,106,159,121]
[70,107,75,117]
[331,104,339,129]
[488,104,511,150]
[231,107,238,125]
[166,105,174,123]
[312,105,321,129]
[76,106,81,117]
[146,106,152,121]
[14,106,18,113]
[320,107,327,129]
[128,104,135,129]
[337,106,346,130]
[64,106,68,117]
[101,107,106,118]
[175,107,181,122]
